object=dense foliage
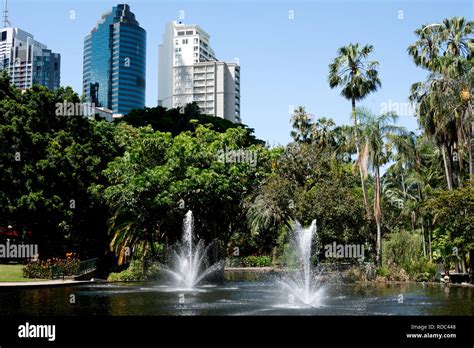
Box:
[0,16,472,281]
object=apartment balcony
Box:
[193,73,205,80]
[193,87,206,94]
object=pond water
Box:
[1,274,472,316]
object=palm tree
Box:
[408,17,473,71]
[408,17,473,189]
[333,124,357,163]
[290,106,313,144]
[441,17,473,59]
[357,108,404,266]
[311,117,336,148]
[383,133,444,259]
[328,43,381,216]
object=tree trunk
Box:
[374,165,382,267]
[142,240,148,275]
[441,143,454,190]
[453,142,462,188]
[428,226,432,261]
[352,97,370,218]
[421,223,426,259]
[469,119,473,186]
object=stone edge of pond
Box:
[352,280,474,287]
[0,279,102,288]
[224,267,283,272]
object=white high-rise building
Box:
[0,27,60,90]
[158,21,240,123]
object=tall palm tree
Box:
[408,17,473,189]
[357,108,404,266]
[441,17,473,59]
[328,43,381,216]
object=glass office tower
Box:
[83,4,146,115]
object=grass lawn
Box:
[0,264,45,282]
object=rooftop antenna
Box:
[3,0,11,28]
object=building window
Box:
[186,30,194,35]
[182,39,188,44]
[193,46,198,51]
[177,31,185,36]
[194,38,198,44]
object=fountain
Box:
[279,219,325,306]
[163,210,223,289]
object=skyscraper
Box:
[158,21,240,123]
[83,4,146,116]
[0,26,60,90]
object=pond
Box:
[1,274,472,316]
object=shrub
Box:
[225,255,272,267]
[244,255,272,267]
[383,230,423,270]
[408,260,437,282]
[380,230,437,282]
[344,266,369,282]
[107,260,161,281]
[376,266,390,278]
[23,258,80,279]
[22,262,52,279]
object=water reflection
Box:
[0,280,472,316]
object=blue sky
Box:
[6,0,473,145]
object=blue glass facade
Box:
[83,4,146,115]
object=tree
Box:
[311,117,336,148]
[0,77,122,259]
[328,43,381,216]
[383,134,444,259]
[425,187,474,273]
[290,106,313,144]
[246,139,369,262]
[101,124,273,268]
[119,102,263,146]
[408,17,473,189]
[357,108,404,266]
